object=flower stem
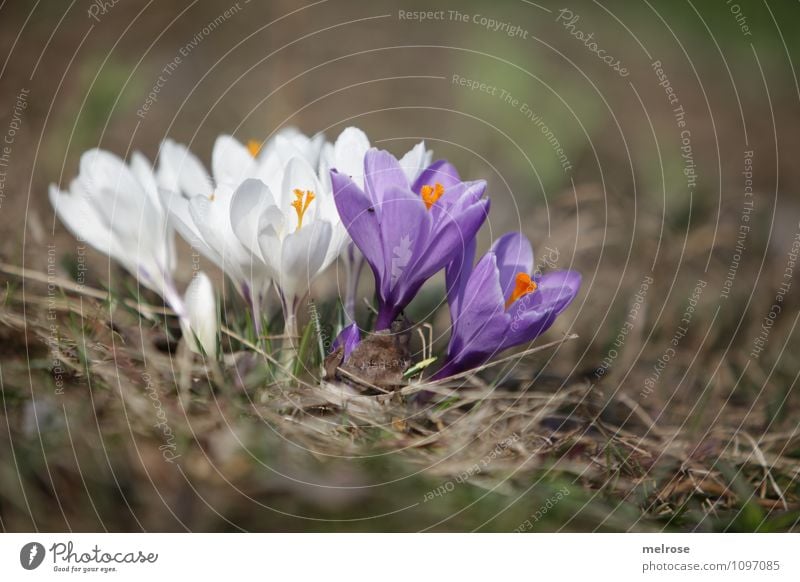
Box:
[374,305,396,331]
[242,282,262,339]
[279,294,299,382]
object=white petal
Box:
[333,127,370,189]
[274,134,310,167]
[161,187,224,269]
[212,135,255,187]
[230,179,277,264]
[275,220,332,301]
[280,156,322,230]
[130,152,174,273]
[49,182,118,264]
[76,150,175,289]
[129,151,161,211]
[257,221,282,276]
[79,149,147,231]
[188,190,243,276]
[181,272,218,357]
[157,139,212,197]
[398,140,432,183]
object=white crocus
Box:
[317,127,434,321]
[156,135,291,330]
[230,156,344,339]
[157,129,327,332]
[180,272,218,358]
[49,149,183,314]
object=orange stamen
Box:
[291,189,315,230]
[247,139,262,157]
[505,272,537,309]
[420,182,445,210]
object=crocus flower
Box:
[49,149,183,314]
[227,130,369,339]
[331,323,360,361]
[431,232,581,380]
[180,271,218,358]
[157,129,328,329]
[318,128,433,322]
[331,149,489,330]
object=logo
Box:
[20,542,45,570]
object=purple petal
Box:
[445,236,476,321]
[427,179,486,222]
[410,197,489,283]
[491,232,534,300]
[412,160,462,193]
[446,252,509,367]
[332,323,360,361]
[376,185,431,300]
[331,170,385,284]
[446,180,487,211]
[503,270,581,349]
[364,148,409,208]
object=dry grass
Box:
[1,255,798,532]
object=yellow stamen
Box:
[420,182,445,210]
[247,139,262,157]
[505,272,537,309]
[209,192,216,201]
[291,189,315,230]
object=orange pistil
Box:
[505,272,537,309]
[291,189,315,230]
[420,182,445,210]
[247,139,262,157]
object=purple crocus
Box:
[331,149,489,330]
[332,323,360,361]
[432,232,581,380]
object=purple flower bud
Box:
[332,323,361,361]
[433,232,581,379]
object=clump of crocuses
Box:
[50,125,580,382]
[332,148,581,381]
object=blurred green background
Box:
[1,0,799,531]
